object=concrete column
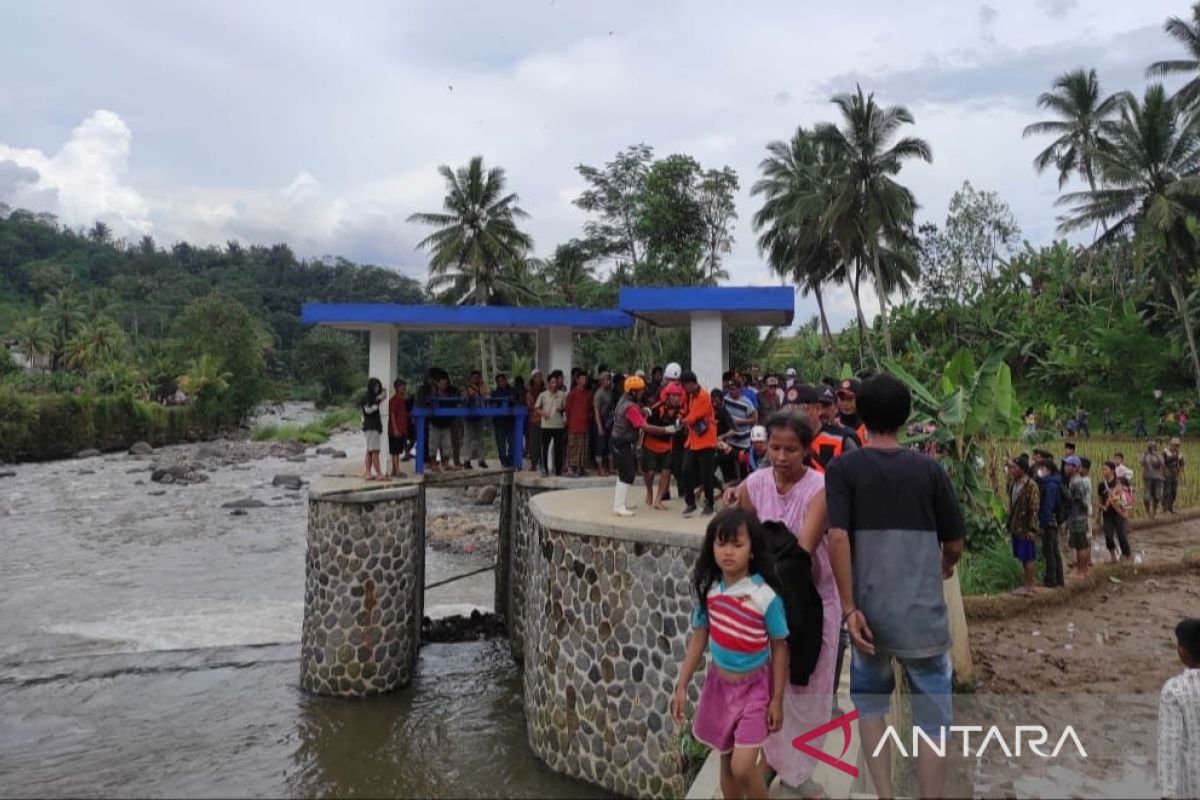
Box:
[690,311,727,391]
[301,483,425,696]
[536,326,573,377]
[368,325,398,425]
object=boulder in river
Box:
[148,490,166,496]
[151,465,208,485]
[330,450,347,459]
[230,509,248,516]
[475,485,499,505]
[76,449,102,459]
[129,441,153,456]
[0,470,15,479]
[285,455,307,463]
[221,498,267,509]
[271,474,304,491]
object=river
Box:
[0,404,605,798]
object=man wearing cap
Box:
[836,378,867,444]
[609,375,676,516]
[1164,437,1185,514]
[785,367,798,389]
[1006,454,1041,596]
[1063,455,1092,579]
[661,362,686,500]
[1060,441,1076,476]
[811,385,861,472]
[759,375,782,418]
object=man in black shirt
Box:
[826,373,965,800]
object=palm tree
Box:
[815,86,932,360]
[751,129,846,349]
[1023,68,1121,190]
[1057,84,1200,401]
[66,316,127,372]
[408,156,534,381]
[178,353,231,401]
[42,288,85,370]
[1147,3,1200,110]
[10,317,52,373]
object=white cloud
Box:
[0,0,1186,327]
[0,110,151,234]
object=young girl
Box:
[671,508,789,800]
[360,377,386,481]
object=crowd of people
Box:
[1004,437,1186,595]
[355,362,869,506]
[1021,403,1192,438]
[356,364,1197,798]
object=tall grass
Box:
[251,407,359,445]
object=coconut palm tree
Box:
[10,317,52,373]
[42,288,85,371]
[66,316,127,372]
[1023,68,1121,190]
[815,86,932,360]
[408,156,534,381]
[751,128,846,349]
[1057,84,1200,401]
[1147,3,1200,110]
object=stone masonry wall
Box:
[522,518,701,799]
[301,485,425,696]
[508,475,610,664]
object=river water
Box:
[0,405,604,798]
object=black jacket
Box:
[761,520,825,686]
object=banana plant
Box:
[886,350,1022,547]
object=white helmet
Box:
[664,362,682,380]
[750,425,768,443]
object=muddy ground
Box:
[970,515,1200,695]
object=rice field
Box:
[979,435,1197,521]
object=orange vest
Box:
[812,427,847,469]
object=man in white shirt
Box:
[1160,617,1200,799]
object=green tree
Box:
[1023,68,1120,190]
[408,156,534,380]
[816,86,932,360]
[1147,2,1200,110]
[66,316,127,372]
[751,128,846,347]
[919,181,1022,304]
[42,287,85,370]
[697,167,739,283]
[1057,84,1200,402]
[292,328,361,406]
[575,144,654,271]
[174,293,271,419]
[9,316,52,373]
[178,353,232,416]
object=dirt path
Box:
[970,515,1200,694]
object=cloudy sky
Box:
[0,0,1188,327]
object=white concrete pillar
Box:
[368,325,398,425]
[690,312,727,391]
[536,326,573,378]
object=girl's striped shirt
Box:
[691,573,788,672]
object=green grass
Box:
[959,535,1025,596]
[251,407,358,444]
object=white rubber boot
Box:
[612,481,635,517]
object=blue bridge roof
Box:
[300,303,633,332]
[618,286,794,326]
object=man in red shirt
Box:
[564,371,594,477]
[387,377,410,478]
[680,370,718,517]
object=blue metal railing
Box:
[409,397,527,475]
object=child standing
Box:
[359,377,386,481]
[671,508,788,800]
[1159,618,1200,799]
